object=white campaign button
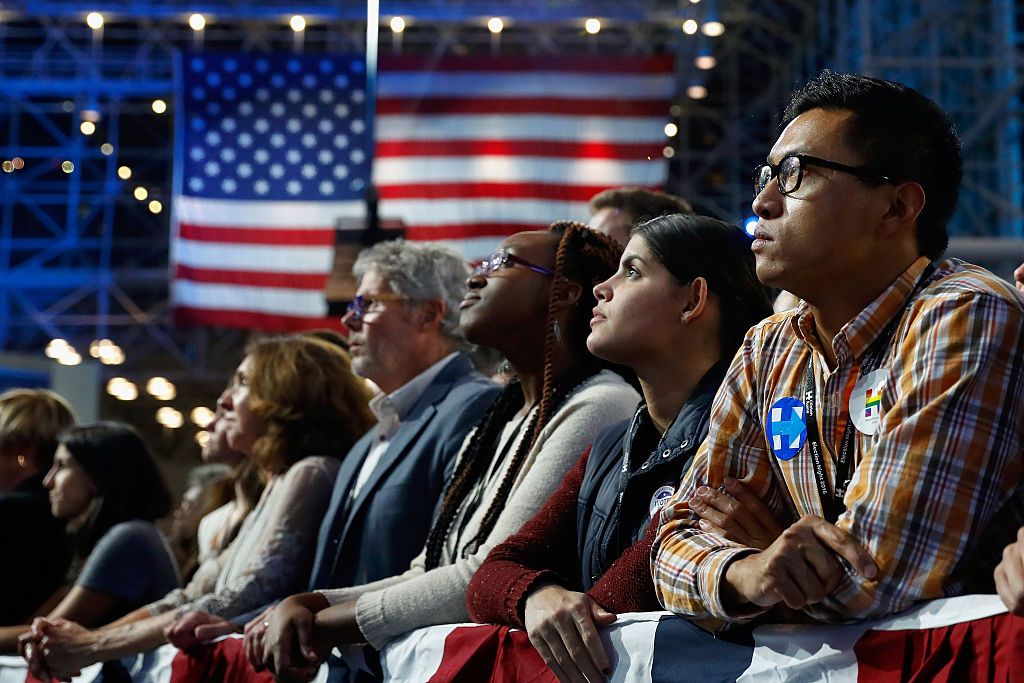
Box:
[849,368,888,435]
[649,485,676,517]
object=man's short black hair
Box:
[784,71,962,260]
[589,187,693,224]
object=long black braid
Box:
[423,221,622,570]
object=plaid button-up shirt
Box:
[652,257,1024,629]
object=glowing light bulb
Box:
[702,21,725,37]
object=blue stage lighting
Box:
[743,215,758,236]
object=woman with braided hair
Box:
[246,222,639,680]
[468,214,774,682]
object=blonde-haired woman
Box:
[0,388,75,626]
[23,336,375,680]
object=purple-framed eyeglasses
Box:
[472,248,554,278]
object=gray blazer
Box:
[308,353,499,590]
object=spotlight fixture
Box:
[702,21,725,37]
[687,85,708,99]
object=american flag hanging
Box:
[170,52,369,331]
[374,54,676,258]
[170,52,675,332]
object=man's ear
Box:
[415,299,446,332]
[679,277,709,324]
[879,181,926,239]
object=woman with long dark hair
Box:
[0,422,177,653]
[22,335,375,680]
[467,214,774,682]
[246,222,640,680]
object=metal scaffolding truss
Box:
[825,0,1023,240]
[668,0,1024,249]
[667,0,821,223]
[12,1,684,22]
[0,2,716,379]
[0,0,1019,382]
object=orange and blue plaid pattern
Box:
[652,257,1024,629]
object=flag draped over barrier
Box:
[2,596,1019,682]
[170,53,675,332]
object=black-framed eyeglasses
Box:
[753,154,897,198]
[472,248,555,278]
[344,293,408,322]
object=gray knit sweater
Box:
[317,370,639,648]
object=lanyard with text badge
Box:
[802,261,936,524]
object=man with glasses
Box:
[172,240,499,681]
[315,240,499,594]
[652,71,1024,629]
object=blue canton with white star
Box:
[180,52,369,201]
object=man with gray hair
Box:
[343,239,471,393]
[164,241,499,682]
[312,239,499,594]
[296,240,498,682]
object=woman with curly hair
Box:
[246,222,640,681]
[23,335,375,680]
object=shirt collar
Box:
[368,352,460,438]
[790,256,932,363]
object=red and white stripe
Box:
[171,55,674,331]
[374,55,675,259]
[171,196,362,331]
